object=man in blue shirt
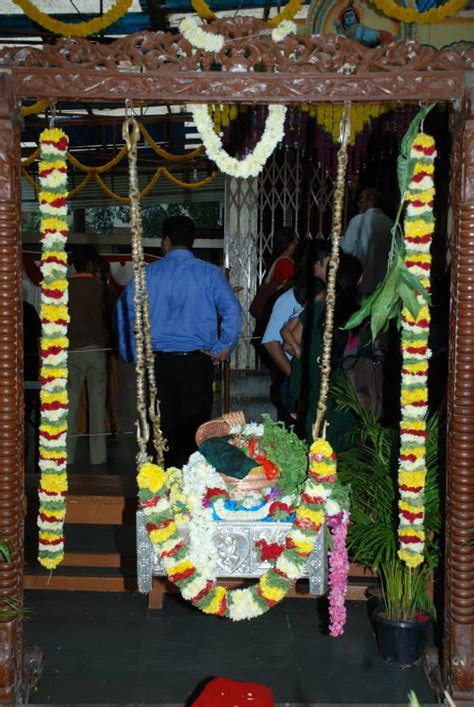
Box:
[116,215,242,467]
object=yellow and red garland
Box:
[37,127,70,570]
[138,439,338,622]
[398,133,437,568]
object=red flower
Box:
[255,539,284,561]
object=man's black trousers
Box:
[154,352,214,468]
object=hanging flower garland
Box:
[179,16,295,53]
[11,0,132,37]
[36,127,70,570]
[180,16,224,52]
[368,0,468,24]
[191,104,286,179]
[190,0,303,26]
[138,439,347,631]
[398,132,436,569]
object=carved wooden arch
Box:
[0,19,474,703]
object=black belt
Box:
[154,350,203,357]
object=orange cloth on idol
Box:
[192,677,275,706]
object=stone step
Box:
[230,370,271,398]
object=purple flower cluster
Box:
[327,512,350,637]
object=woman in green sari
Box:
[286,252,371,450]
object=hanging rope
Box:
[123,111,167,467]
[312,103,351,442]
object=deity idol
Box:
[333,0,396,47]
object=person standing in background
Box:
[67,246,113,466]
[116,216,242,468]
[262,240,331,423]
[341,187,393,297]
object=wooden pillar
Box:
[444,103,474,703]
[0,70,25,704]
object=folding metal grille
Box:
[224,148,338,370]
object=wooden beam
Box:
[12,68,466,105]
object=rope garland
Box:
[123,114,167,467]
[312,104,351,441]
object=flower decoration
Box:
[327,512,350,637]
[398,132,436,569]
[179,16,224,52]
[368,0,468,24]
[138,438,345,630]
[271,20,297,42]
[11,0,133,37]
[190,0,304,27]
[37,127,70,570]
[191,104,286,179]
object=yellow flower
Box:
[401,339,428,351]
[40,423,67,435]
[46,279,68,292]
[406,189,435,204]
[41,337,68,351]
[150,523,176,544]
[202,586,227,615]
[400,419,426,430]
[310,439,334,458]
[41,389,68,404]
[41,217,68,232]
[405,220,434,238]
[39,530,63,542]
[296,507,325,526]
[40,304,69,322]
[137,463,166,493]
[260,574,287,602]
[167,559,194,576]
[399,470,426,487]
[39,160,67,172]
[40,128,68,144]
[41,473,68,493]
[398,527,425,540]
[413,134,435,149]
[401,388,428,405]
[40,449,66,460]
[413,162,434,175]
[399,500,423,514]
[40,192,67,205]
[39,554,64,569]
[40,367,68,380]
[290,538,314,555]
[398,549,423,568]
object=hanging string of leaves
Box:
[344,104,435,341]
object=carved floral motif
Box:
[0,21,473,74]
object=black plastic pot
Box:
[374,612,431,667]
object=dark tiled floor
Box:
[25,592,435,705]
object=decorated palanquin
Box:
[136,412,345,621]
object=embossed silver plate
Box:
[136,510,327,596]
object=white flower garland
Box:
[191,103,287,179]
[180,16,224,52]
[271,20,296,42]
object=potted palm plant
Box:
[332,379,442,666]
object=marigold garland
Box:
[190,0,303,27]
[368,0,468,23]
[37,127,70,570]
[11,0,132,37]
[138,439,344,625]
[398,132,437,569]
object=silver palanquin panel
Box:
[137,509,327,597]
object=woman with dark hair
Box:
[249,227,298,339]
[289,251,370,448]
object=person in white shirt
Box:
[340,187,393,296]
